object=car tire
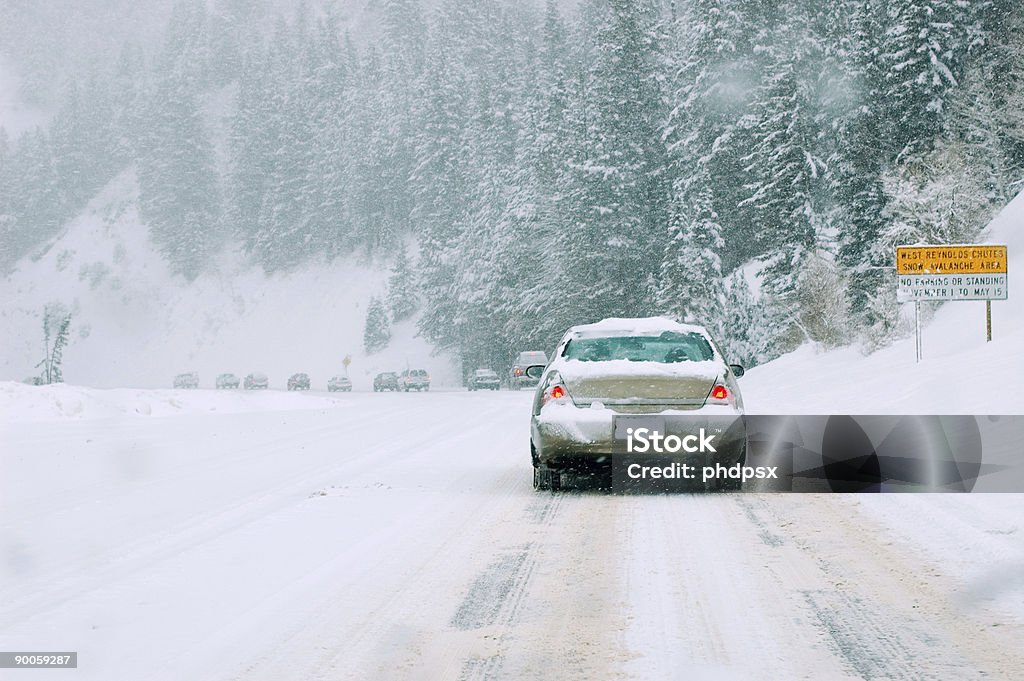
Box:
[533,465,561,491]
[719,443,748,491]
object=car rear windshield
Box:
[410,369,428,376]
[563,331,715,363]
[475,370,497,377]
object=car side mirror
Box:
[525,364,546,379]
[729,364,745,378]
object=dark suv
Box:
[399,369,431,392]
[373,372,399,392]
[467,369,500,391]
[287,373,311,391]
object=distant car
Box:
[244,372,269,390]
[173,372,200,389]
[400,369,430,392]
[529,317,746,491]
[468,369,500,391]
[509,351,548,390]
[373,372,399,392]
[287,373,311,391]
[215,373,240,389]
[328,375,352,392]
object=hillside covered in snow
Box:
[0,170,456,389]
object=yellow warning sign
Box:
[896,245,1007,275]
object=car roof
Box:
[566,316,710,338]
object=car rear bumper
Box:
[532,403,745,471]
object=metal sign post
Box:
[896,244,1008,360]
[914,302,921,362]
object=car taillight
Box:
[541,380,570,407]
[706,380,734,406]
[514,367,523,376]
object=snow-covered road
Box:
[2,389,1023,680]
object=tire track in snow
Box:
[801,589,979,681]
[748,495,1024,680]
[225,397,538,681]
[450,493,567,681]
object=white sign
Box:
[897,273,1008,302]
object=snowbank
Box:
[742,189,1024,414]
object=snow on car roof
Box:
[566,316,710,338]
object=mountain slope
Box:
[0,170,458,389]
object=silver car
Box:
[528,317,746,491]
[328,375,352,392]
[173,372,200,389]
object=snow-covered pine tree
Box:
[9,130,66,264]
[305,13,353,259]
[558,0,668,323]
[0,129,14,269]
[363,296,392,354]
[228,53,277,264]
[662,0,763,270]
[495,0,576,354]
[834,0,890,324]
[249,17,321,271]
[387,243,419,322]
[657,179,725,335]
[720,271,768,368]
[413,5,476,352]
[740,6,824,348]
[137,74,221,279]
[879,0,978,157]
